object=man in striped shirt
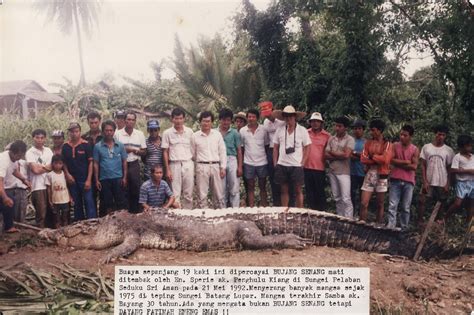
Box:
[139,165,175,211]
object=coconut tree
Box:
[34,0,101,87]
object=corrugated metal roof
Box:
[0,80,64,103]
[21,90,64,103]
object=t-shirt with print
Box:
[26,146,54,192]
[45,171,70,204]
[273,124,311,167]
[420,143,454,187]
[451,153,474,182]
[325,134,355,175]
[351,138,366,177]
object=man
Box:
[115,112,146,213]
[350,119,366,214]
[51,130,65,155]
[93,120,128,214]
[192,111,227,209]
[240,109,269,207]
[0,140,28,232]
[114,110,127,131]
[417,125,454,226]
[26,129,53,228]
[144,120,163,181]
[325,117,355,218]
[261,102,286,206]
[234,112,247,131]
[218,108,242,207]
[387,125,419,229]
[360,119,392,224]
[62,122,96,220]
[82,111,103,146]
[139,165,175,211]
[272,105,311,207]
[162,108,194,209]
[304,112,330,210]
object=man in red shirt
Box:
[304,112,330,210]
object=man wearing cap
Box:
[114,110,126,131]
[144,119,163,181]
[26,129,53,228]
[272,105,311,207]
[240,109,270,207]
[304,112,330,211]
[62,122,97,220]
[218,108,242,207]
[191,111,227,209]
[162,108,194,209]
[350,119,366,214]
[325,116,355,218]
[234,112,247,132]
[115,112,147,213]
[51,130,65,156]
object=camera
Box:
[285,147,295,154]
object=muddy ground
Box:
[0,230,472,314]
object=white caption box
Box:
[115,266,369,315]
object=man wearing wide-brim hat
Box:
[272,105,311,207]
[303,112,331,211]
[233,112,247,131]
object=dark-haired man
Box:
[360,119,392,224]
[162,108,194,209]
[0,140,28,233]
[82,112,103,146]
[240,109,269,207]
[387,125,419,229]
[325,116,355,218]
[350,119,366,214]
[26,129,53,227]
[139,165,175,211]
[417,125,454,226]
[192,111,227,209]
[115,112,146,213]
[218,108,242,207]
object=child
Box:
[45,155,71,228]
[444,135,473,223]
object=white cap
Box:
[309,112,324,122]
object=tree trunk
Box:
[72,0,86,87]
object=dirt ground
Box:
[0,230,472,314]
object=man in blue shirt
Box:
[350,119,366,216]
[139,165,175,211]
[93,120,128,215]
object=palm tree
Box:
[34,0,101,87]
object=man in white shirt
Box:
[162,108,195,209]
[0,140,28,232]
[192,111,227,209]
[240,109,269,207]
[26,129,54,228]
[272,105,311,207]
[114,112,147,213]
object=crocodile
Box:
[38,207,438,263]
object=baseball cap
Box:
[51,130,65,137]
[67,122,81,131]
[308,112,324,122]
[147,119,160,129]
[352,119,367,128]
[114,110,126,119]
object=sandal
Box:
[5,227,19,233]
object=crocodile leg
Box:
[237,222,310,250]
[101,230,141,263]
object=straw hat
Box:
[233,112,247,122]
[308,112,324,122]
[272,105,306,120]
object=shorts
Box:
[361,169,388,193]
[455,180,474,199]
[274,165,304,185]
[243,163,268,180]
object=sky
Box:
[0,0,432,92]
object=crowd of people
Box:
[0,104,472,233]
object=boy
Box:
[444,135,473,223]
[139,165,175,211]
[45,155,71,228]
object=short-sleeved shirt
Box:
[325,134,355,175]
[4,159,28,189]
[93,140,128,180]
[451,153,474,182]
[161,126,194,161]
[139,179,173,207]
[62,139,93,182]
[273,124,311,167]
[114,128,147,162]
[26,146,54,192]
[420,143,454,187]
[350,137,366,177]
[218,128,240,157]
[304,129,330,171]
[0,151,16,182]
[240,124,269,166]
[45,171,70,204]
[263,118,286,148]
[144,137,163,179]
[82,131,103,146]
